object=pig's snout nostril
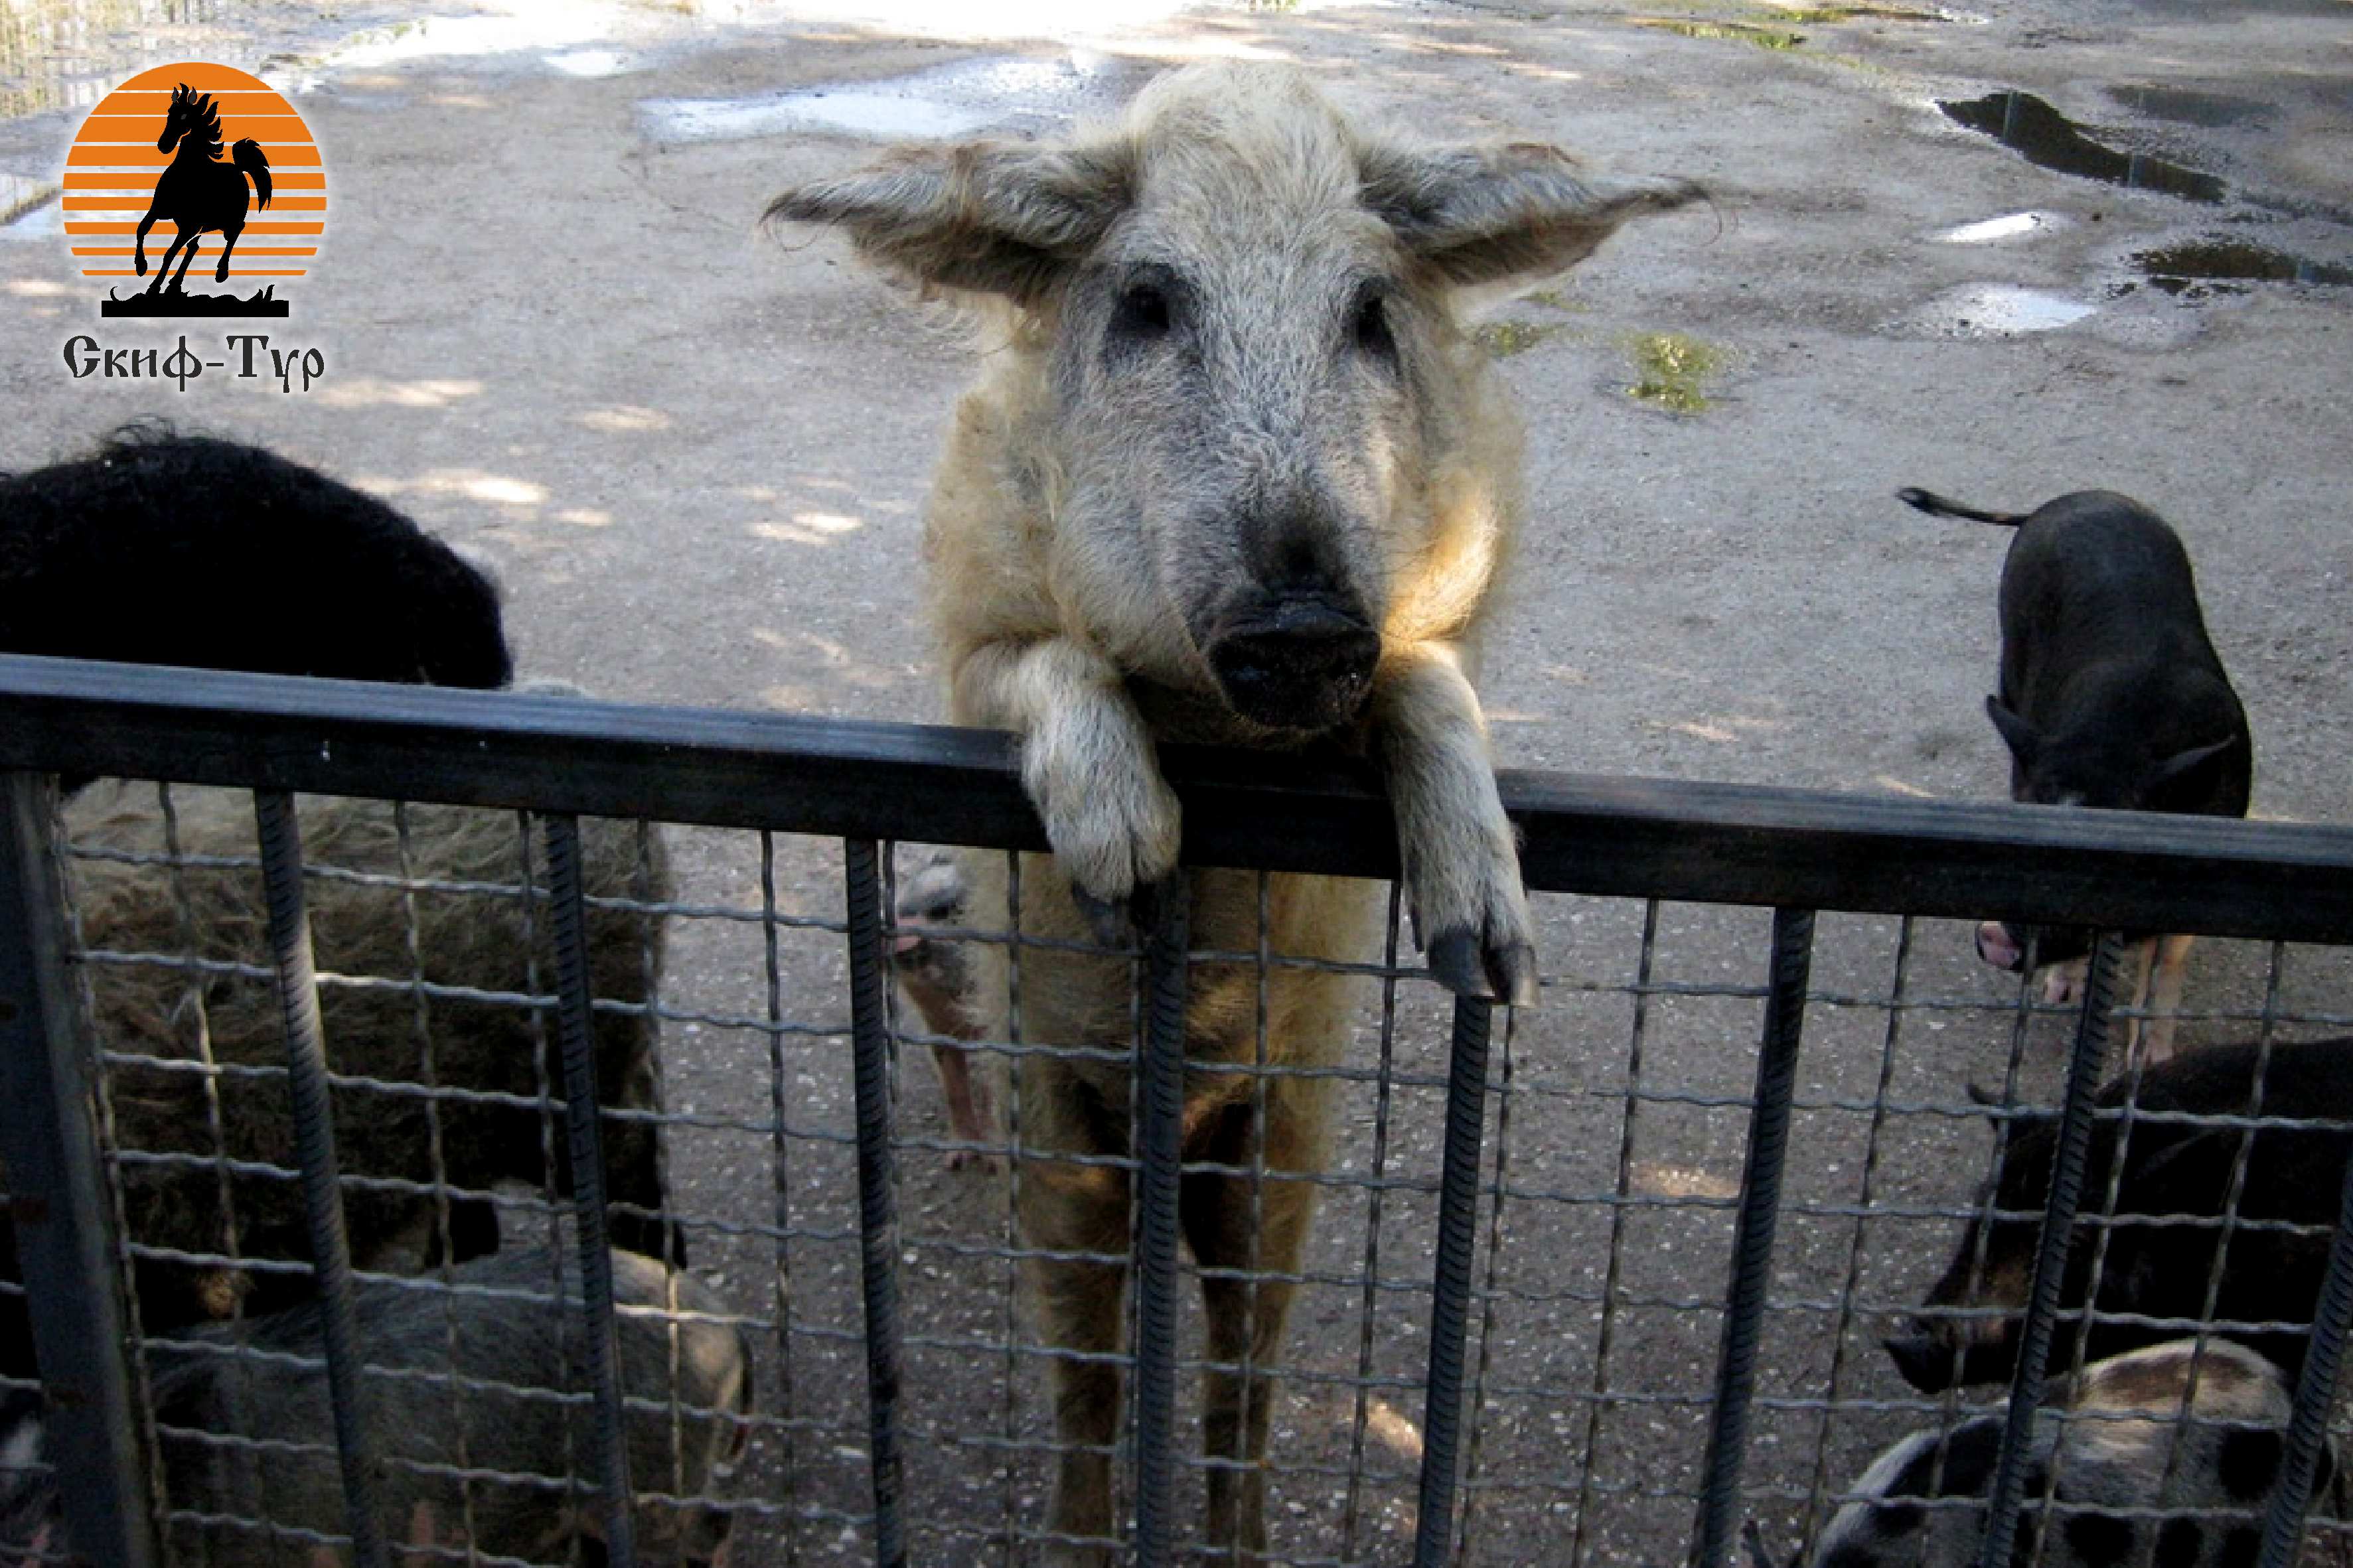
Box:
[1207,600,1381,733]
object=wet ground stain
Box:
[1938,90,2226,204]
[2104,83,2273,130]
[1765,2,1949,19]
[2124,237,2353,295]
[1632,17,1807,48]
[1626,332,1722,412]
[2123,0,2348,14]
[1902,283,2092,338]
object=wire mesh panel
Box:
[0,657,2350,1568]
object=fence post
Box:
[2255,1124,2353,1566]
[1974,930,2121,1568]
[252,790,392,1568]
[1412,992,1495,1568]
[842,839,909,1568]
[0,771,157,1568]
[543,813,643,1568]
[1132,881,1191,1568]
[1691,906,1815,1568]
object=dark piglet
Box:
[1886,1038,2353,1394]
[1900,486,2248,1054]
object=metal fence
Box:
[2,652,2352,1568]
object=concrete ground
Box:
[3,0,2350,1562]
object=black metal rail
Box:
[0,655,2348,941]
[0,654,2348,1568]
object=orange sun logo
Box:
[64,62,324,317]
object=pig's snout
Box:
[1975,920,2026,972]
[1206,597,1381,733]
[1882,1332,1955,1393]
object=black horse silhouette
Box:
[133,84,271,294]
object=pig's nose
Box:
[1976,920,2026,972]
[1207,599,1381,733]
[1882,1333,1954,1393]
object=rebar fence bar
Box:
[0,653,2350,1568]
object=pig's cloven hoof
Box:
[1427,926,1541,1007]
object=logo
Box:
[64,62,324,319]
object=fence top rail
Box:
[0,654,2348,943]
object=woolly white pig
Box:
[773,62,1696,1562]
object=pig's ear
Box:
[767,141,1133,304]
[1985,695,2040,766]
[1359,141,1701,287]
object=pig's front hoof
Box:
[1426,926,1540,1007]
[1025,736,1181,914]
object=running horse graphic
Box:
[133,84,272,293]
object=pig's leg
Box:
[929,1038,994,1161]
[1373,642,1538,1005]
[1186,1079,1326,1566]
[1016,1054,1132,1568]
[952,638,1181,919]
[2136,934,2195,1066]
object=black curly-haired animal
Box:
[1,427,532,1386]
[0,427,512,689]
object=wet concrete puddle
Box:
[1937,90,2227,203]
[1902,282,2094,338]
[2103,83,2273,131]
[2118,237,2353,297]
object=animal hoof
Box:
[1426,928,1490,1000]
[1426,928,1539,1005]
[1493,940,1541,1007]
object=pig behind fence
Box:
[1,782,677,1379]
[773,59,1697,1561]
[0,1245,750,1566]
[1887,1037,2353,1395]
[1805,1339,2336,1568]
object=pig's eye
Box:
[1110,283,1174,340]
[1353,294,1398,364]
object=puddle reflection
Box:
[1938,90,2226,204]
